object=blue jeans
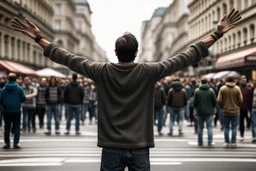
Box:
[155,107,163,132]
[251,111,256,139]
[169,108,184,133]
[89,103,97,121]
[100,147,150,171]
[66,105,81,131]
[46,105,60,131]
[197,115,214,145]
[223,115,239,144]
[81,103,89,121]
[22,108,36,130]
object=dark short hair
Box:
[201,78,208,84]
[8,74,17,82]
[115,33,138,62]
[72,73,78,81]
[226,76,234,82]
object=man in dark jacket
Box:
[239,75,251,141]
[167,81,187,136]
[11,9,241,169]
[64,74,84,135]
[194,78,216,146]
[0,73,35,149]
[154,82,166,136]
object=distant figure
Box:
[36,77,47,129]
[0,73,36,149]
[218,76,243,147]
[64,74,84,135]
[167,80,187,136]
[194,78,216,146]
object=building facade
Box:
[188,0,256,77]
[0,0,55,69]
[139,7,167,62]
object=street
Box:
[0,118,256,171]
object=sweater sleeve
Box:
[145,42,208,82]
[44,44,105,82]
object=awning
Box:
[213,71,240,79]
[0,60,37,75]
[215,47,256,69]
[36,68,66,78]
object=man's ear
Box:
[135,49,138,57]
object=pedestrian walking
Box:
[64,74,84,135]
[0,73,36,149]
[81,78,90,125]
[167,80,187,136]
[88,83,98,125]
[217,76,243,147]
[194,78,216,146]
[249,79,256,144]
[11,8,241,170]
[22,77,37,133]
[45,76,62,135]
[36,77,47,129]
[154,82,166,136]
[239,75,251,141]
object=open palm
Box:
[11,17,40,39]
[217,8,241,34]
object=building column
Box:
[0,32,4,57]
[23,41,27,62]
[8,36,12,59]
[14,38,18,60]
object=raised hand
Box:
[217,8,241,34]
[11,17,40,39]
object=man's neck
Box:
[118,61,134,65]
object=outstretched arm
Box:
[147,8,241,81]
[11,18,103,81]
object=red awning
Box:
[0,60,37,75]
[215,47,256,69]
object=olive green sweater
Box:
[44,41,208,148]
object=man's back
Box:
[44,41,209,148]
[218,82,243,115]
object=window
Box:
[224,38,227,51]
[243,28,248,44]
[220,40,223,53]
[11,37,15,59]
[55,20,61,30]
[217,7,220,20]
[55,3,61,15]
[17,40,21,61]
[233,33,236,48]
[238,31,241,47]
[250,24,255,41]
[245,0,248,8]
[209,14,211,29]
[228,36,231,50]
[77,21,82,32]
[205,16,208,31]
[230,0,234,10]
[223,3,227,15]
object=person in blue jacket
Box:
[0,73,36,149]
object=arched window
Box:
[217,7,220,20]
[223,3,227,15]
[230,0,234,10]
[233,33,236,48]
[238,31,241,47]
[250,24,255,41]
[228,35,231,50]
[243,28,248,45]
[57,40,63,47]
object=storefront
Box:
[215,47,256,80]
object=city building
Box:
[0,0,55,69]
[139,7,167,62]
[188,0,256,78]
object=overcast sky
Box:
[89,0,172,62]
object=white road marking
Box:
[0,163,62,167]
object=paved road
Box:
[0,118,256,171]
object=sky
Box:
[89,0,172,62]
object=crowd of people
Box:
[154,75,256,146]
[0,73,98,149]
